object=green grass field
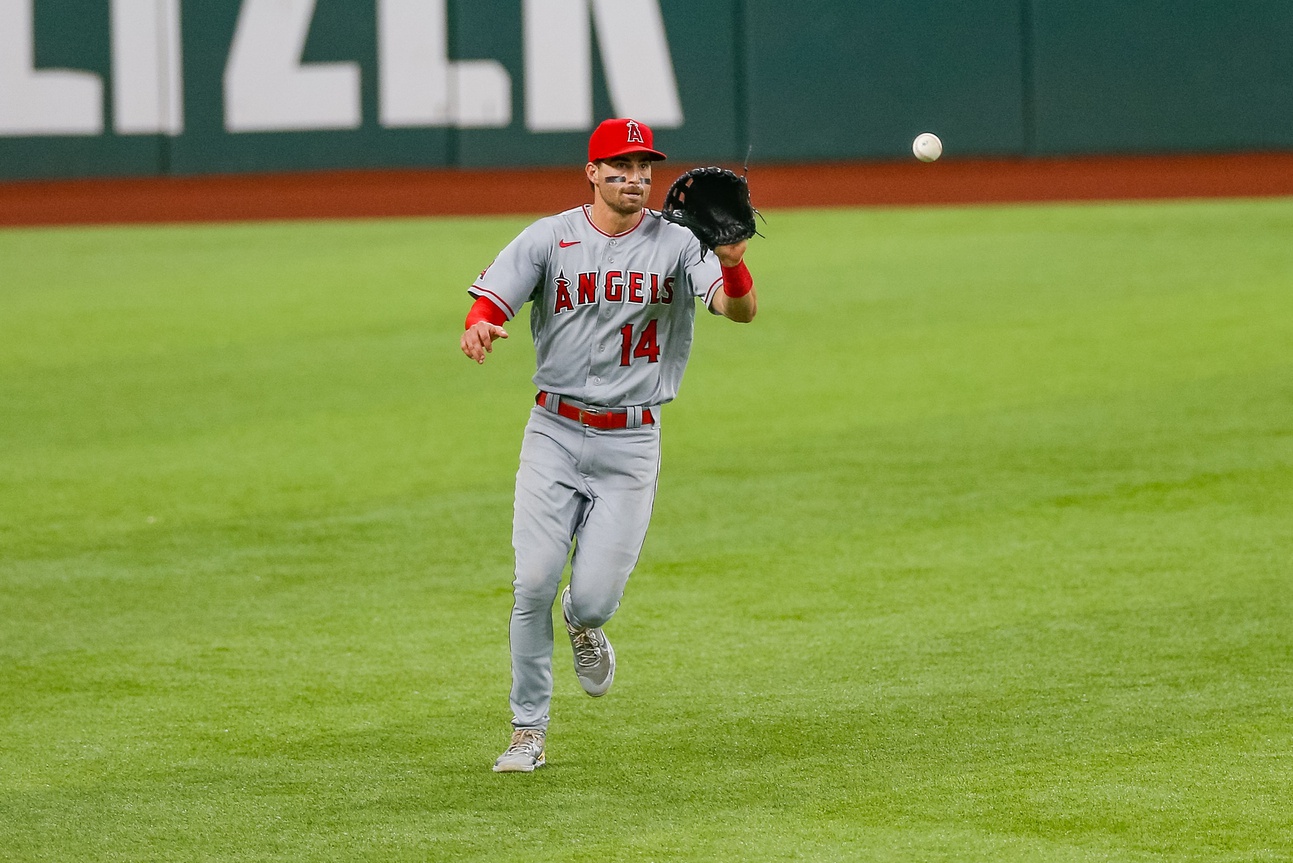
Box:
[2,198,1291,862]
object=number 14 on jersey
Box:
[619,320,661,366]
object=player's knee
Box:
[570,591,620,629]
[512,567,560,609]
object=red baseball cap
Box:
[587,118,667,163]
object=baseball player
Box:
[460,117,757,773]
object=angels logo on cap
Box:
[588,118,667,163]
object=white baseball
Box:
[912,132,943,162]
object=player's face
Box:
[588,155,654,216]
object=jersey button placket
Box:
[587,305,606,392]
[590,237,617,393]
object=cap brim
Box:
[593,146,667,162]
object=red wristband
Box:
[721,261,754,298]
[465,296,508,329]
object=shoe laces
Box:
[570,627,604,670]
[505,729,544,756]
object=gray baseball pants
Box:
[508,404,661,730]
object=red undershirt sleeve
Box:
[465,296,509,329]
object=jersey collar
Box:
[582,204,646,238]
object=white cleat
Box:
[562,587,616,697]
[492,728,546,773]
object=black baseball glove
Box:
[661,166,760,252]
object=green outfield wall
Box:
[2,0,1291,181]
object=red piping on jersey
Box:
[469,286,516,318]
[465,295,509,329]
[704,276,725,306]
[582,204,646,238]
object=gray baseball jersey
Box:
[470,204,723,408]
[476,202,733,733]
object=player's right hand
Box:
[461,322,509,364]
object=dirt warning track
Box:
[3,152,1293,227]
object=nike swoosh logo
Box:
[559,240,580,248]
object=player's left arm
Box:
[709,240,757,323]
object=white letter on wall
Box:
[224,0,361,132]
[524,0,682,133]
[523,0,590,132]
[590,0,682,128]
[378,0,510,129]
[0,0,103,135]
[111,0,183,135]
